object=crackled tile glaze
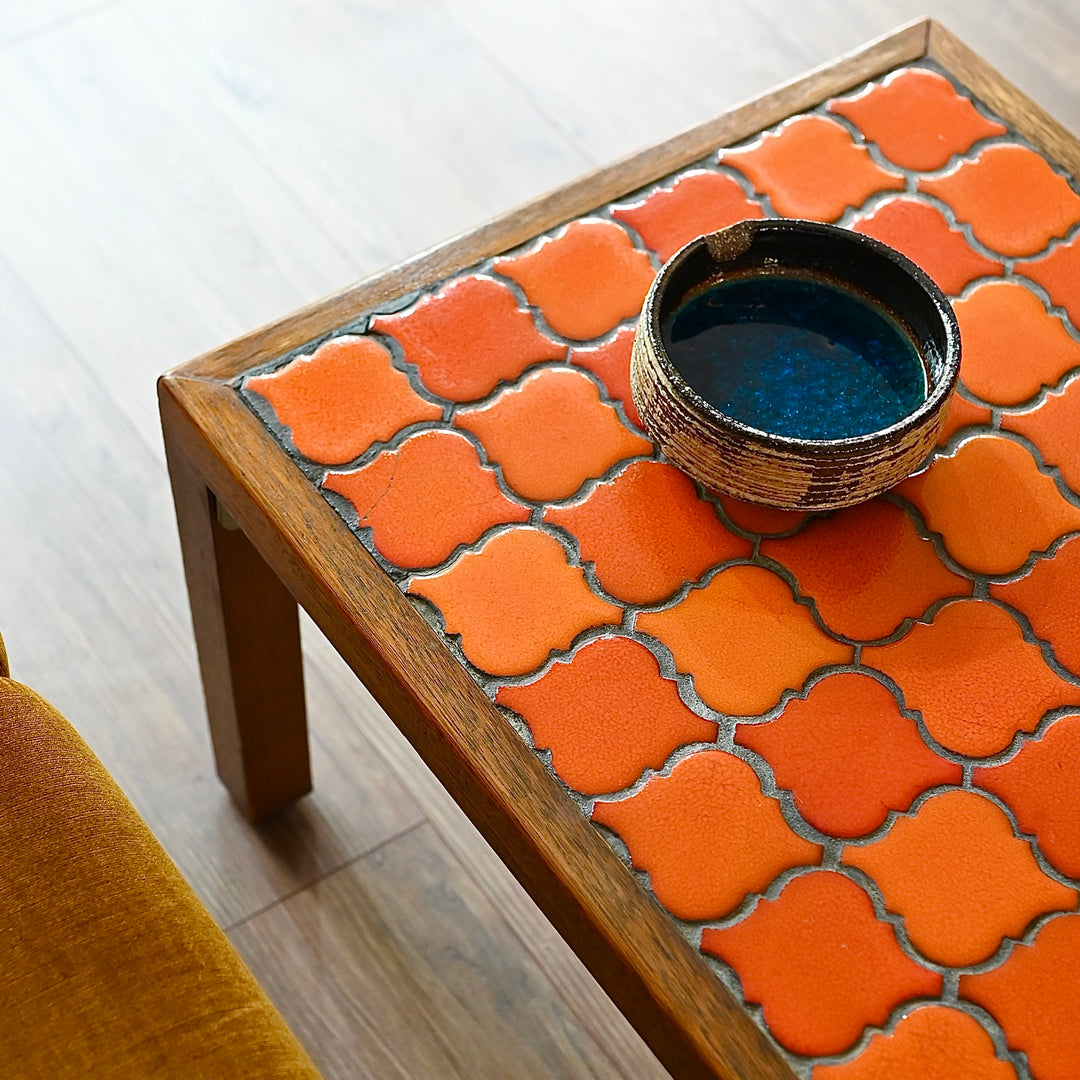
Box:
[844,789,1077,965]
[1018,235,1080,327]
[323,429,529,568]
[720,115,905,221]
[829,67,1007,171]
[852,196,1003,294]
[370,275,566,402]
[454,367,652,502]
[897,435,1080,575]
[636,565,853,715]
[736,673,961,838]
[991,534,1080,675]
[494,219,656,341]
[760,498,972,641]
[976,713,1080,878]
[240,60,1080,1077]
[496,637,717,796]
[544,460,751,605]
[568,328,643,428]
[592,750,822,921]
[919,144,1080,257]
[702,871,942,1056]
[863,600,1080,757]
[812,1005,1017,1080]
[961,915,1080,1080]
[407,527,621,676]
[610,169,766,262]
[247,336,442,465]
[953,281,1080,405]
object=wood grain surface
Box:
[2,3,1078,1077]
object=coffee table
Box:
[160,20,1080,1080]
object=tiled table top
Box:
[241,65,1080,1079]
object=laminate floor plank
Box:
[0,251,424,928]
[228,822,627,1080]
[303,633,669,1080]
[0,3,356,455]
[126,0,591,277]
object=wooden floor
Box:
[0,2,1075,1077]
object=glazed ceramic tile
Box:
[862,600,1080,757]
[851,196,1003,294]
[610,169,766,262]
[496,636,717,796]
[720,115,904,221]
[369,275,566,401]
[701,871,942,1057]
[241,60,1080,1077]
[960,915,1080,1080]
[636,565,853,715]
[453,367,652,502]
[591,750,822,921]
[735,673,961,838]
[953,281,1080,404]
[323,430,529,568]
[811,1005,1017,1080]
[760,498,971,640]
[1018,235,1080,327]
[843,789,1077,965]
[544,460,751,605]
[493,219,656,340]
[919,144,1080,257]
[975,713,1080,878]
[247,336,442,465]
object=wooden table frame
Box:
[159,20,1078,1079]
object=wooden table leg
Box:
[163,424,311,822]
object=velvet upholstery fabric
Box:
[0,667,322,1078]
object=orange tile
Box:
[407,527,621,676]
[761,498,972,641]
[1002,377,1080,494]
[829,68,1006,171]
[701,871,941,1056]
[610,170,766,262]
[896,435,1080,575]
[568,327,642,429]
[961,914,1080,1080]
[936,392,993,447]
[919,144,1080,257]
[953,281,1080,405]
[716,494,808,536]
[496,637,717,795]
[322,430,529,569]
[453,367,652,502]
[862,600,1080,757]
[991,534,1080,675]
[543,460,751,605]
[1018,235,1080,328]
[591,750,822,920]
[494,219,657,341]
[976,712,1080,879]
[812,1005,1017,1080]
[736,673,961,838]
[369,275,566,402]
[246,336,442,465]
[636,565,852,715]
[720,115,904,221]
[851,196,1003,294]
[844,789,1076,966]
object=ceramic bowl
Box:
[630,218,961,511]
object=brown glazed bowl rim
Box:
[638,218,961,457]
